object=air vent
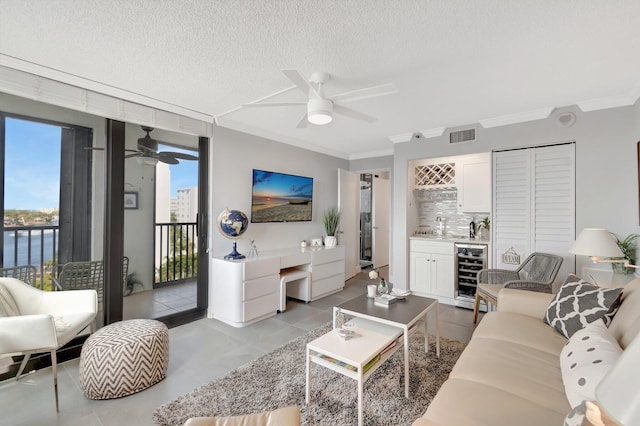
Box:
[449,128,476,144]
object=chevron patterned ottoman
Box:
[79,319,169,399]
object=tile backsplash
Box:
[414,188,489,237]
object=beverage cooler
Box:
[454,243,488,310]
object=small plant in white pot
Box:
[323,207,341,248]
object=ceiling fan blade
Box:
[158,154,180,165]
[295,113,309,128]
[161,151,198,161]
[329,83,398,104]
[242,102,306,108]
[333,104,377,123]
[281,69,318,97]
[125,152,140,159]
[84,147,137,152]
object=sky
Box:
[4,117,197,210]
[252,169,313,199]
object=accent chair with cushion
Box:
[473,252,563,323]
[0,277,98,412]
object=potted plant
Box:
[124,272,144,296]
[478,217,490,240]
[611,233,639,275]
[322,207,341,248]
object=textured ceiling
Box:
[1,0,640,159]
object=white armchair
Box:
[0,277,98,412]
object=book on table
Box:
[374,294,397,305]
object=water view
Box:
[3,229,58,268]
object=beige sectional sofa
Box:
[413,278,640,426]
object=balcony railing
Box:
[155,222,198,287]
[2,222,197,290]
[2,224,59,290]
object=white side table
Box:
[306,322,402,426]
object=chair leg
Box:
[15,353,31,380]
[473,292,481,324]
[51,350,59,412]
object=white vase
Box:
[324,236,337,248]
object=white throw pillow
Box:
[560,319,622,409]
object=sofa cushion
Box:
[560,319,622,408]
[449,337,569,415]
[544,275,622,338]
[0,283,20,317]
[608,278,640,349]
[473,311,568,356]
[421,379,567,426]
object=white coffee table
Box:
[333,295,440,398]
[306,321,403,426]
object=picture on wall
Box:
[251,169,313,223]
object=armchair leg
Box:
[473,292,481,324]
[51,350,59,412]
[15,353,31,380]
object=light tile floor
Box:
[0,269,482,426]
[124,281,197,320]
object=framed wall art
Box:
[124,191,138,210]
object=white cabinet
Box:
[409,239,454,302]
[210,246,345,327]
[211,256,280,327]
[457,153,491,213]
[310,246,345,300]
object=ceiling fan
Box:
[241,70,398,128]
[126,127,198,165]
[88,126,198,165]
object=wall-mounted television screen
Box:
[251,169,313,223]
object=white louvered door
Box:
[493,144,575,290]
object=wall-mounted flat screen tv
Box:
[251,169,313,223]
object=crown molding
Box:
[419,127,446,138]
[576,88,640,112]
[478,107,553,128]
[388,132,413,144]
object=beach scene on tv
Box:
[251,169,313,223]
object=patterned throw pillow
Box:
[564,400,620,426]
[0,283,20,317]
[560,319,622,408]
[545,275,622,338]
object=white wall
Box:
[390,105,640,290]
[211,125,348,257]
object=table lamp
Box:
[569,228,639,269]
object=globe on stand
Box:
[217,208,249,260]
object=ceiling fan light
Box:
[307,98,333,125]
[308,112,333,125]
[136,155,159,166]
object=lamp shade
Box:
[596,333,640,424]
[569,228,623,258]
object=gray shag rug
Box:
[153,322,465,426]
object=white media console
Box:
[210,246,346,327]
